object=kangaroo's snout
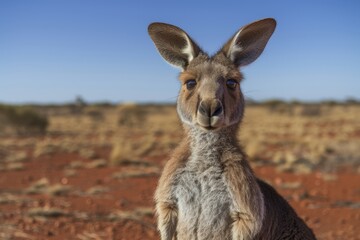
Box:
[197,99,224,129]
[198,100,223,117]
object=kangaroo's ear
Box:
[148,23,201,70]
[220,18,276,67]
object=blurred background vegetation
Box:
[1,97,359,173]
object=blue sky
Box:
[0,1,359,104]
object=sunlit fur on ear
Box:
[228,30,244,63]
[181,33,195,64]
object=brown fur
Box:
[154,138,190,240]
[149,18,317,240]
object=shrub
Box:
[262,100,294,115]
[299,105,322,117]
[110,134,155,165]
[117,103,148,128]
[0,104,48,135]
[344,98,360,105]
[262,99,287,108]
[85,108,104,121]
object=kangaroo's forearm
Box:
[155,139,189,239]
[223,153,265,239]
[156,201,178,240]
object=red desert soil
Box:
[0,148,359,240]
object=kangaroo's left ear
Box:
[220,18,276,67]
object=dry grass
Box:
[27,207,69,218]
[1,150,28,171]
[85,159,107,168]
[110,135,157,165]
[25,178,72,196]
[86,186,110,195]
[0,104,48,135]
[278,181,301,189]
[0,193,30,204]
[108,207,153,221]
[1,103,359,173]
[106,207,156,231]
[79,148,97,159]
[1,162,25,171]
[0,103,358,239]
[64,168,77,177]
[67,160,84,169]
[4,151,28,163]
[0,225,35,240]
[77,231,107,240]
[112,166,161,179]
[240,105,360,171]
[33,141,59,157]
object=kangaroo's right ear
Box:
[148,23,201,70]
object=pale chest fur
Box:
[173,131,234,240]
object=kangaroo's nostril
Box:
[212,105,223,117]
[211,106,222,117]
[199,103,209,116]
[199,101,223,118]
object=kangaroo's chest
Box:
[174,156,232,240]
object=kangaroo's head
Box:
[148,18,276,132]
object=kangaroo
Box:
[148,18,316,240]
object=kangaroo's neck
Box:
[185,125,239,159]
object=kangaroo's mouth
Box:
[196,112,225,130]
[204,126,216,131]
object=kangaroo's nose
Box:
[198,100,223,117]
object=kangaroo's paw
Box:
[157,202,178,240]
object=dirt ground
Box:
[0,104,359,240]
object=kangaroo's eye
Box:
[226,79,238,89]
[185,79,197,90]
